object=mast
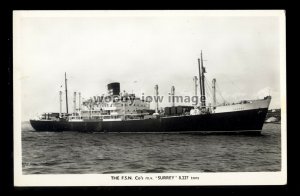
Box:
[123,93,126,119]
[212,78,216,107]
[78,92,81,112]
[123,100,126,119]
[197,58,203,105]
[201,51,206,108]
[73,92,77,114]
[198,51,206,109]
[65,72,69,114]
[89,98,92,119]
[193,76,198,104]
[193,76,198,96]
[171,86,175,107]
[59,91,62,116]
[154,85,159,113]
[78,92,81,118]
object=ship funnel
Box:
[107,82,120,96]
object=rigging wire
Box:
[205,75,227,104]
[215,82,226,104]
[206,79,214,99]
[204,78,213,104]
[222,75,244,94]
[205,76,223,105]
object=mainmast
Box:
[154,85,159,113]
[198,51,206,109]
[65,72,69,114]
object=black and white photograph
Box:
[13,10,286,186]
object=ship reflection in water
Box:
[22,123,281,174]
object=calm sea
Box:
[21,122,281,174]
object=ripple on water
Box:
[22,123,281,174]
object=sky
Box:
[13,11,285,121]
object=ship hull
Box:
[29,119,102,132]
[30,108,268,134]
[102,108,268,134]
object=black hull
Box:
[30,108,268,134]
[29,120,102,132]
[102,108,268,134]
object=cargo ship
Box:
[30,52,271,134]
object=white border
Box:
[13,10,287,186]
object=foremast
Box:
[198,51,206,111]
[65,72,69,114]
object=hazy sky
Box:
[14,11,285,121]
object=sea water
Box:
[21,123,281,174]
